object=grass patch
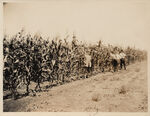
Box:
[119,86,127,94]
[135,68,140,72]
[92,93,101,102]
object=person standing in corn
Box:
[119,50,126,70]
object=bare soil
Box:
[3,61,148,112]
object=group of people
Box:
[83,49,127,76]
[110,50,126,72]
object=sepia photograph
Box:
[2,0,149,113]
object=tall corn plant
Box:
[3,33,25,99]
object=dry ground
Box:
[3,61,148,112]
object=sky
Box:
[3,0,150,50]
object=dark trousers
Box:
[111,59,118,72]
[120,58,126,70]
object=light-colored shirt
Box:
[116,53,121,60]
[85,54,91,67]
[110,53,115,59]
[120,53,126,58]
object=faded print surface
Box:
[3,1,149,112]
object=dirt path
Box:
[3,61,148,112]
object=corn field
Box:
[3,30,147,100]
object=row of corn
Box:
[3,30,147,99]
